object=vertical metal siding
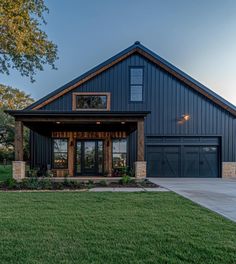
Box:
[32,53,236,168]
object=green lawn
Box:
[0,192,235,263]
[0,165,12,181]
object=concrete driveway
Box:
[149,178,236,222]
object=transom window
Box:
[130,67,143,102]
[53,139,68,169]
[112,139,127,168]
[73,93,110,110]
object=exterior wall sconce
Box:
[96,121,101,125]
[56,121,61,124]
[178,114,191,124]
[183,114,190,121]
[121,122,125,125]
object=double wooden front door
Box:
[75,140,104,176]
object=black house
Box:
[8,42,236,179]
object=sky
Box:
[1,0,236,105]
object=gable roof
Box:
[26,41,236,117]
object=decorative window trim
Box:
[72,92,111,111]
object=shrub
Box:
[21,178,40,190]
[45,170,54,178]
[99,180,108,187]
[28,169,37,178]
[87,180,94,189]
[63,177,69,187]
[67,180,81,189]
[54,182,64,190]
[3,178,18,189]
[40,179,53,189]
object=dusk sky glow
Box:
[1,0,236,105]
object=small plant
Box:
[40,179,53,189]
[28,169,37,178]
[120,166,128,177]
[45,170,54,178]
[99,180,108,187]
[67,180,80,189]
[22,178,40,190]
[55,182,64,190]
[63,177,69,187]
[87,180,94,189]
[3,178,18,189]
[119,175,132,185]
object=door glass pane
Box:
[76,141,81,174]
[98,141,103,173]
[84,141,96,169]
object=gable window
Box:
[53,139,68,169]
[130,67,143,102]
[73,92,110,110]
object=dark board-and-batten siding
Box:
[30,53,236,169]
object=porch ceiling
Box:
[6,110,150,136]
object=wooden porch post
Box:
[68,132,75,176]
[104,137,112,176]
[107,137,113,176]
[137,119,144,161]
[15,120,24,161]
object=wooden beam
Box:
[137,120,144,161]
[52,131,127,139]
[17,117,143,123]
[14,120,24,161]
[68,132,75,176]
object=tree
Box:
[0,84,34,161]
[0,0,57,82]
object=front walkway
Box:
[149,178,236,222]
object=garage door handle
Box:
[162,161,165,165]
[200,161,204,165]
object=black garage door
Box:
[147,138,220,178]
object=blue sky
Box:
[1,0,236,104]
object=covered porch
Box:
[7,110,150,180]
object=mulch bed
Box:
[0,179,159,191]
[106,180,158,188]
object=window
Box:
[53,139,68,169]
[130,67,143,101]
[112,139,127,168]
[73,93,110,110]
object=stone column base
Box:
[222,162,236,178]
[134,161,146,179]
[12,161,26,180]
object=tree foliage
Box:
[0,84,34,161]
[0,0,57,81]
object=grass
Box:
[0,165,12,181]
[0,192,235,263]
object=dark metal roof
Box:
[24,41,236,116]
[6,110,150,118]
